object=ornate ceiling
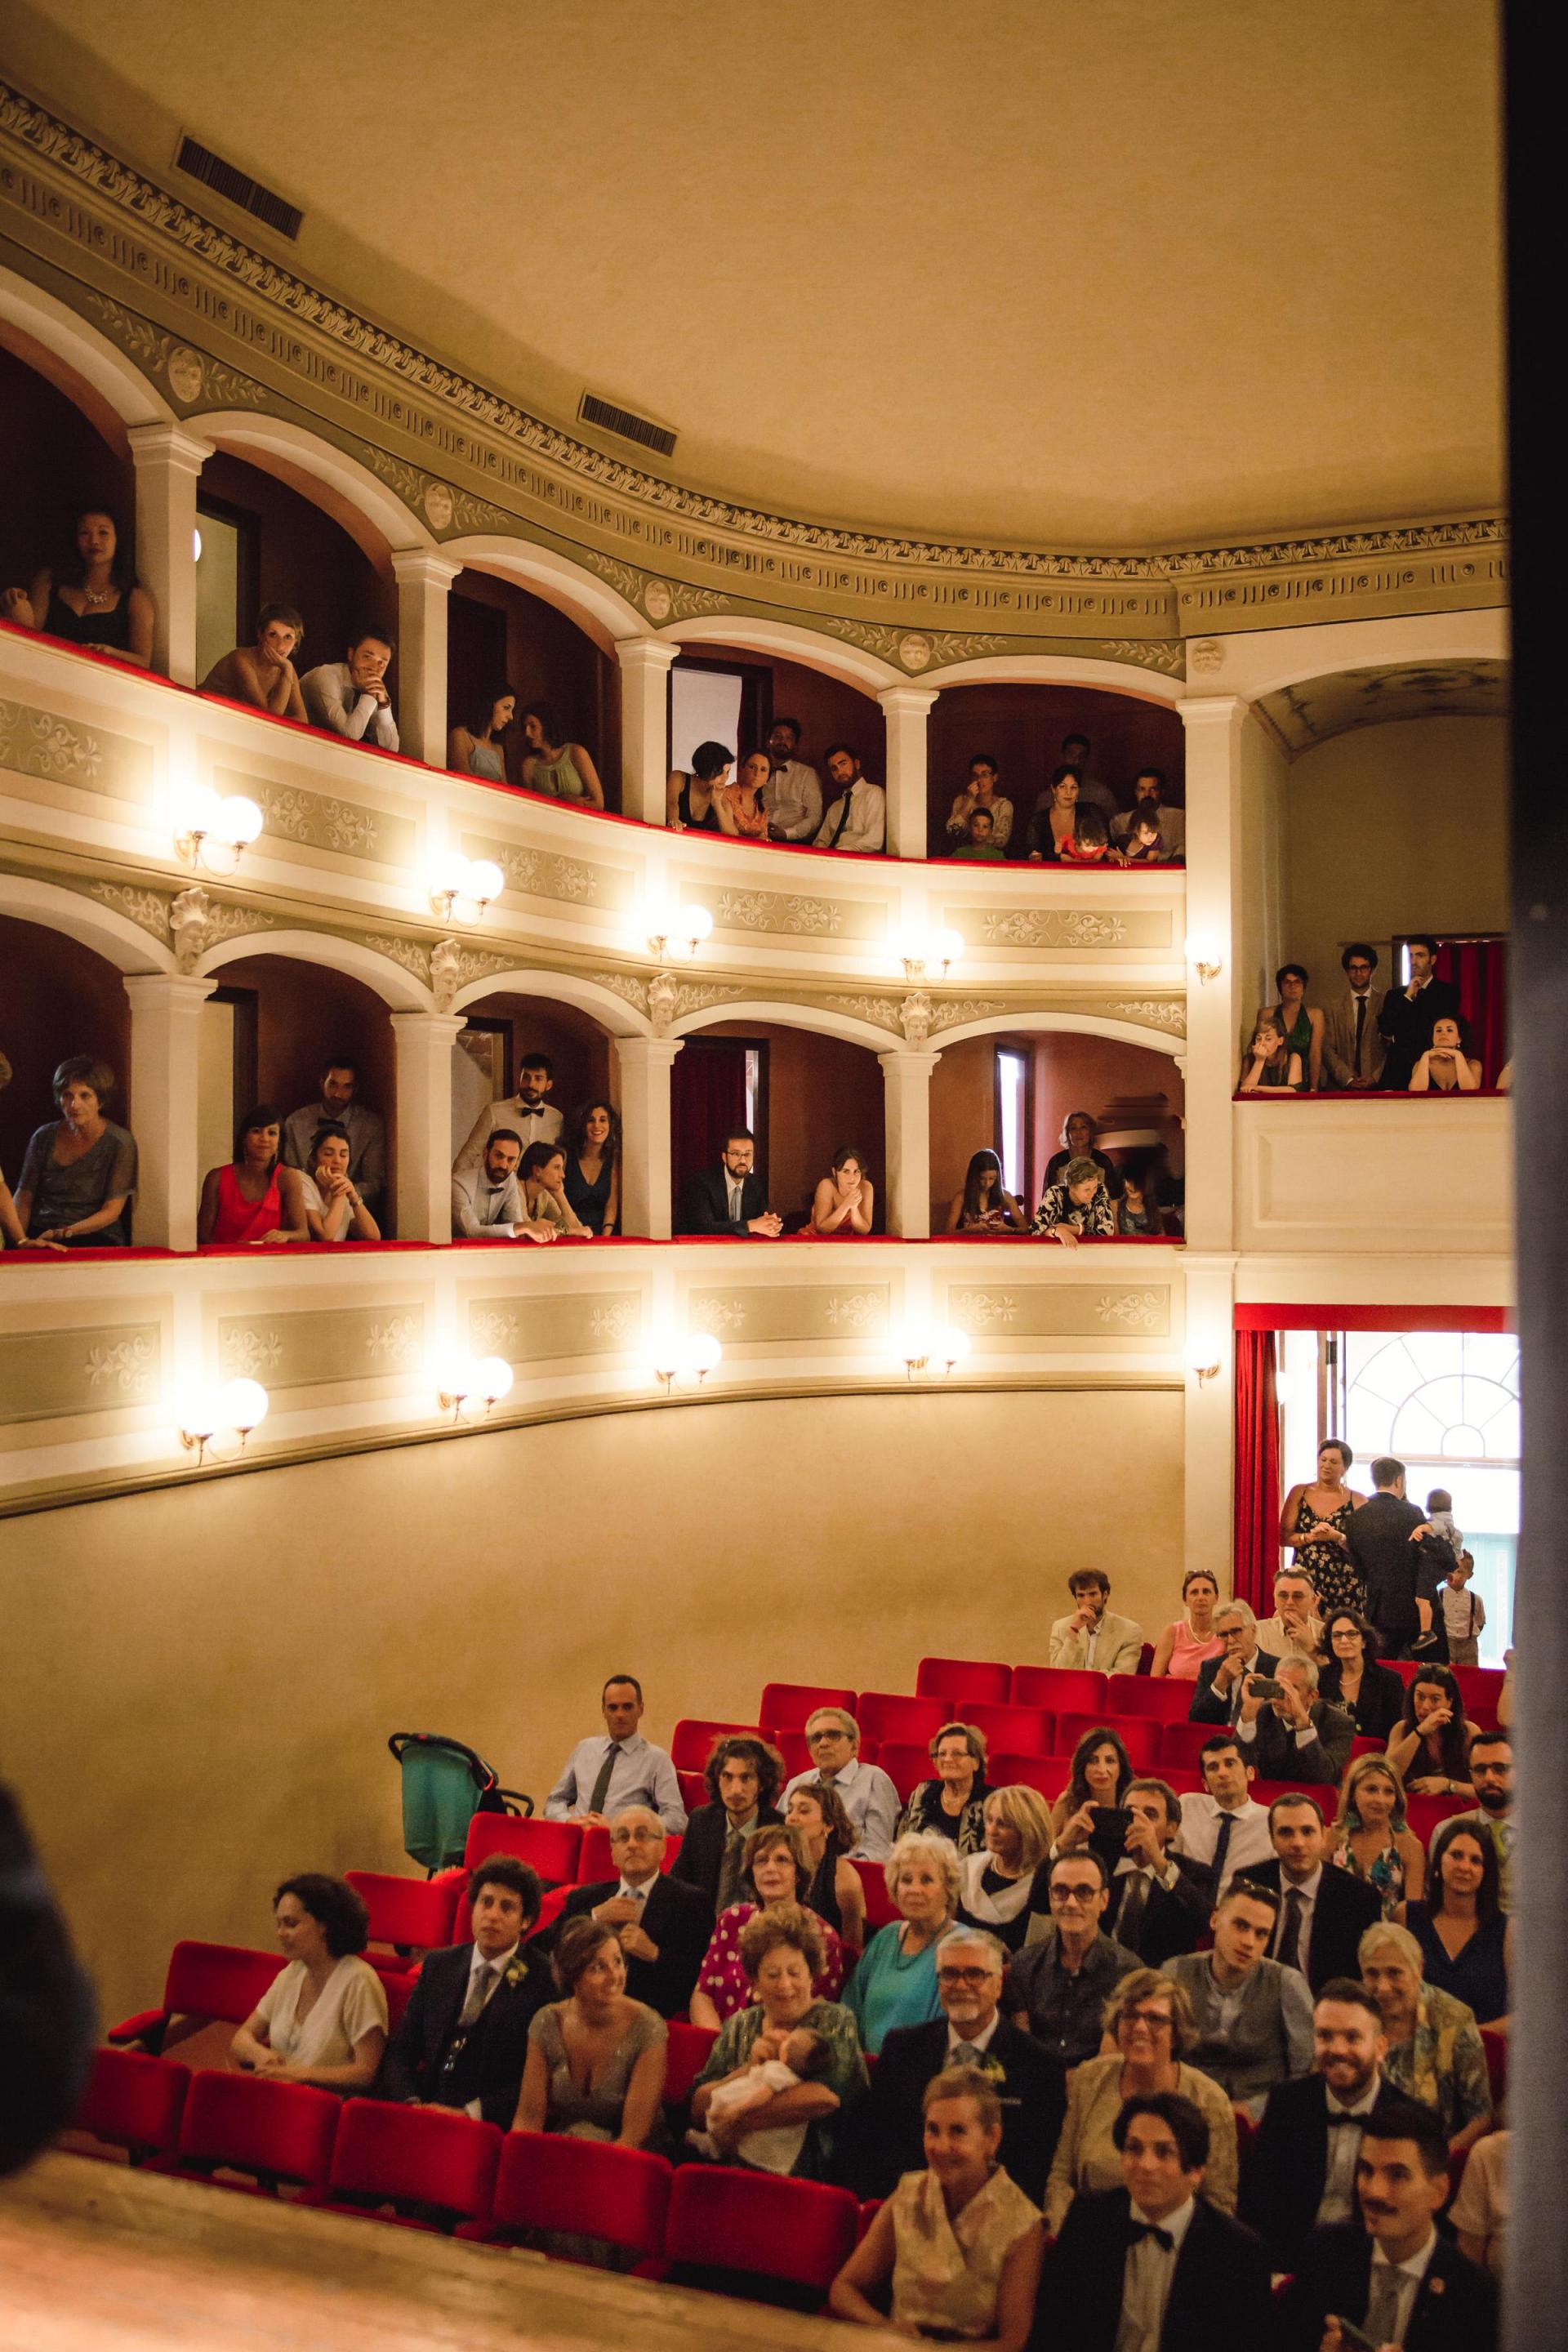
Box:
[1255,659,1511,754]
[4,0,1503,552]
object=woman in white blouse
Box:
[298,1123,381,1244]
[230,1873,388,2091]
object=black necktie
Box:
[1210,1813,1235,1890]
[587,1743,621,1817]
[1276,1886,1304,1973]
[1354,996,1366,1073]
[1128,2221,1174,2252]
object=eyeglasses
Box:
[1049,1885,1100,1905]
[1122,2010,1174,2031]
[806,1728,848,1744]
[936,1967,996,1989]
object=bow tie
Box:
[1128,2222,1174,2252]
[516,1104,546,1116]
[1326,2111,1369,2127]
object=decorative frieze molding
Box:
[686,1285,892,1347]
[0,1321,161,1425]
[460,834,622,910]
[216,1305,425,1391]
[946,1283,1174,1341]
[467,1292,644,1363]
[714,887,857,939]
[0,696,154,805]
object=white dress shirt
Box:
[280,1099,386,1206]
[782,1756,901,1860]
[762,759,823,840]
[458,1939,519,2115]
[1174,1793,1272,1898]
[1115,2193,1196,2352]
[453,1096,564,1179]
[1366,2225,1438,2346]
[813,777,886,853]
[544,1731,687,1833]
[301,662,399,750]
[1316,2072,1384,2225]
[450,1165,527,1238]
[1270,1863,1322,1978]
[947,2011,1002,2062]
[1254,1613,1325,1663]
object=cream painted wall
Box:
[1283,715,1509,1002]
[1,1386,1182,2022]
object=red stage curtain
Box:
[1232,1328,1281,1612]
[672,1042,748,1197]
[1436,937,1508,1083]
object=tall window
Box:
[996,1048,1029,1203]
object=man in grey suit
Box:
[1235,1657,1356,1788]
[1163,1879,1314,2115]
[1321,943,1386,1088]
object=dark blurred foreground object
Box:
[0,1783,96,2174]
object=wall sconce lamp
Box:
[430,854,506,924]
[900,1325,971,1380]
[896,928,964,982]
[1183,931,1223,984]
[179,1377,270,1467]
[650,1330,724,1395]
[437,1356,514,1421]
[175,786,264,874]
[1188,1354,1222,1387]
[646,902,714,960]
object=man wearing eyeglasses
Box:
[781,1708,901,1860]
[840,1925,1065,2200]
[1007,1851,1139,2069]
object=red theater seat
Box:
[577,1824,679,1882]
[1479,2028,1508,2112]
[345,1869,460,1966]
[664,2020,720,2107]
[915,1658,1011,1707]
[988,1753,1071,1802]
[671,1719,763,1772]
[760,1682,857,1730]
[461,1815,581,1886]
[1406,1791,1472,1846]
[857,1693,949,1746]
[73,2048,189,2162]
[468,2130,671,2259]
[874,1742,931,1802]
[168,2069,341,2195]
[320,2098,500,2231]
[1058,1713,1163,1771]
[1106,1676,1195,1723]
[851,1856,898,1931]
[1160,1722,1216,1773]
[966,1702,1055,1757]
[1010,1667,1108,1713]
[657,2165,860,2297]
[108,1942,283,2056]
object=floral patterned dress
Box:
[694,1901,846,2024]
[1290,1492,1363,1617]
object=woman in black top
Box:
[665,739,728,831]
[897,1723,990,1854]
[562,1099,621,1234]
[1386,1666,1476,1799]
[1317,1608,1406,1740]
[1403,1816,1512,2027]
[2,506,154,665]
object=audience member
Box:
[301,627,398,748]
[451,1130,556,1241]
[1116,1168,1166,1233]
[691,1904,866,2178]
[1110,768,1186,858]
[519,1140,592,1235]
[283,1058,386,1214]
[782,1707,902,1859]
[453,1051,564,1178]
[1058,807,1113,865]
[944,755,1015,853]
[1162,1881,1314,2112]
[1236,1655,1356,1787]
[1245,1978,1406,2270]
[1281,2100,1497,2352]
[1043,2092,1272,2352]
[1345,1456,1444,1657]
[814,744,886,852]
[0,1054,64,1252]
[1256,964,1325,1091]
[555,1807,711,2018]
[1006,1851,1139,2069]
[715,746,772,838]
[1322,942,1387,1088]
[198,1102,309,1245]
[1174,1733,1272,1899]
[0,1780,96,2175]
[1410,1012,1484,1091]
[1114,805,1174,864]
[951,803,1007,861]
[1246,1795,1382,1991]
[11,1056,137,1247]
[230,1873,388,2091]
[2,505,154,664]
[513,1915,667,2146]
[1453,1729,1514,1912]
[1150,1569,1225,1680]
[1033,1157,1117,1243]
[1387,1665,1475,1798]
[376,1857,548,2122]
[761,717,822,843]
[1254,1567,1325,1662]
[666,738,729,831]
[830,2069,1043,2348]
[1187,1601,1280,1726]
[956,1788,1054,1955]
[1317,1607,1406,1739]
[1450,2126,1508,2280]
[1049,1569,1147,1674]
[1044,1971,1236,2234]
[1378,934,1462,1090]
[675,1735,785,1918]
[847,1832,959,2051]
[1057,731,1119,815]
[543,1674,687,1832]
[448,684,514,781]
[1047,1723,1137,1845]
[898,1722,991,1852]
[1278,1430,1363,1618]
[1044,1111,1125,1199]
[686,2023,836,2167]
[690,1825,848,2029]
[844,1926,1065,2204]
[783,1780,867,1950]
[519,702,605,807]
[1236,1013,1303,1094]
[946,1147,1029,1232]
[201,603,309,718]
[1357,1922,1492,2153]
[679,1123,783,1237]
[298,1121,381,1242]
[808,1143,875,1236]
[561,1099,621,1235]
[1085,1784,1213,1966]
[1329,1755,1427,1915]
[1025,764,1082,860]
[1401,1816,1510,2028]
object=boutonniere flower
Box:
[503,1957,529,1990]
[974,2053,1008,2087]
[1428,2278,1446,2296]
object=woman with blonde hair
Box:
[1358,1920,1492,2154]
[844,1832,959,2054]
[956,1786,1054,1954]
[1328,1753,1426,1914]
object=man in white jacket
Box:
[1048,1570,1147,1674]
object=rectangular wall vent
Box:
[578,391,677,458]
[174,136,303,240]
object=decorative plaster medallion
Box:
[166,344,205,403]
[643,579,672,621]
[1188,638,1225,673]
[423,481,454,530]
[899,631,933,672]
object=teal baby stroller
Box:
[387,1731,532,1874]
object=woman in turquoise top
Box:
[520,702,606,808]
[844,1832,958,2054]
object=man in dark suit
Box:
[1247,1978,1407,2270]
[1345,1459,1448,1659]
[1098,1781,1214,1966]
[1282,2100,1497,2352]
[672,1734,785,1920]
[555,1806,711,2017]
[376,1857,550,2126]
[1188,1601,1280,1725]
[845,1924,1064,2202]
[1247,1798,1383,1992]
[1377,934,1462,1091]
[1236,1659,1356,1787]
[678,1125,782,1236]
[1037,2091,1272,2351]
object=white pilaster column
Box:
[1182,1254,1239,1588]
[390,1010,467,1241]
[123,973,216,1249]
[614,1036,683,1238]
[127,423,213,685]
[615,639,679,826]
[391,551,462,768]
[877,685,938,858]
[1178,695,1249,1254]
[879,1047,941,1237]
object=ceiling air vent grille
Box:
[174,137,303,239]
[578,392,677,458]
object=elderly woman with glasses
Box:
[688,1824,846,2031]
[1040,1967,1237,2233]
[898,1722,991,1854]
[1358,1920,1493,2158]
[691,1904,866,2180]
[844,1832,960,2055]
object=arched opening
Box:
[446,568,620,809]
[930,1027,1185,1234]
[0,914,134,1196]
[0,342,136,628]
[668,640,883,844]
[673,1018,886,1235]
[452,991,617,1187]
[928,681,1185,862]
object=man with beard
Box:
[1245,1979,1408,2270]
